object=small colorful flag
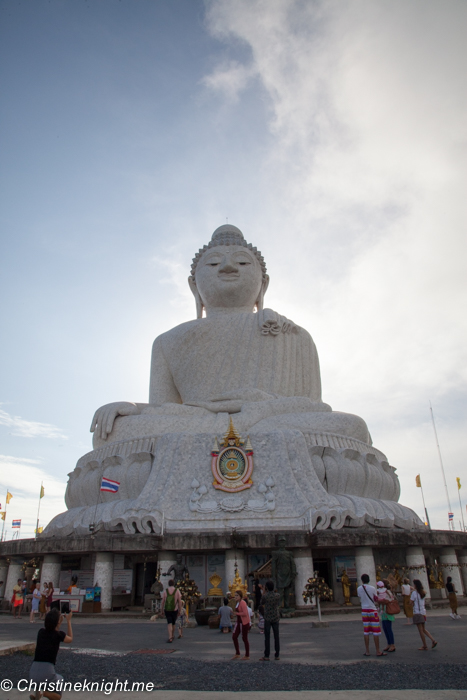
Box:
[415,475,421,488]
[0,511,5,521]
[6,491,13,504]
[448,512,454,521]
[457,477,461,490]
[12,519,21,528]
[35,526,43,534]
[40,485,45,498]
[100,476,120,493]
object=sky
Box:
[0,0,466,539]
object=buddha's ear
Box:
[188,276,204,318]
[255,275,270,311]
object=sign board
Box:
[112,569,133,592]
[334,556,357,582]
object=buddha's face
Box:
[194,245,265,312]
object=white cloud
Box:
[0,408,68,440]
[202,60,255,102]
[0,455,67,538]
[203,0,467,530]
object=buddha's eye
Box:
[209,262,220,266]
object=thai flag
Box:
[448,512,454,521]
[12,519,21,528]
[100,477,120,493]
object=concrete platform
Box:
[3,691,466,699]
[0,639,35,656]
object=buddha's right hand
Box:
[90,402,141,440]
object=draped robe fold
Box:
[151,309,323,410]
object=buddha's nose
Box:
[219,257,238,273]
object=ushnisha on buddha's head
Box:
[188,225,269,318]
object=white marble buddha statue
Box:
[45,225,424,537]
[90,225,370,447]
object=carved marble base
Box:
[44,428,424,537]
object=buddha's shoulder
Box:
[156,311,314,347]
[152,319,203,349]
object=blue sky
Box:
[1,0,466,538]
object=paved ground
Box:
[1,610,466,695]
[3,692,467,700]
[1,609,465,665]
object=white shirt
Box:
[401,584,411,596]
[247,606,253,620]
[410,590,426,615]
[357,584,377,610]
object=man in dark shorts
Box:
[161,579,181,643]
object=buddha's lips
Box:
[218,274,240,280]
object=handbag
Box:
[385,592,401,615]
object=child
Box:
[257,604,265,635]
[177,600,187,639]
[218,597,234,633]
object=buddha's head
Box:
[189,225,269,317]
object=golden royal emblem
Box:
[211,418,254,493]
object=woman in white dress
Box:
[30,582,41,623]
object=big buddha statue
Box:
[45,225,424,537]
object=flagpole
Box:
[1,489,9,542]
[91,477,103,534]
[429,402,453,530]
[416,475,431,529]
[35,482,43,539]
[458,480,465,531]
[420,481,431,530]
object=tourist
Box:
[39,583,48,620]
[375,579,396,652]
[259,579,281,661]
[161,579,181,643]
[46,582,54,614]
[30,582,41,623]
[12,578,24,619]
[253,579,262,610]
[257,604,265,635]
[29,608,73,700]
[411,579,437,650]
[22,580,29,610]
[247,601,254,624]
[401,577,414,624]
[357,574,385,657]
[218,597,234,633]
[66,575,78,594]
[446,576,461,619]
[232,590,250,660]
[176,599,187,639]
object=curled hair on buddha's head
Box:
[188,225,269,318]
[190,225,267,280]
